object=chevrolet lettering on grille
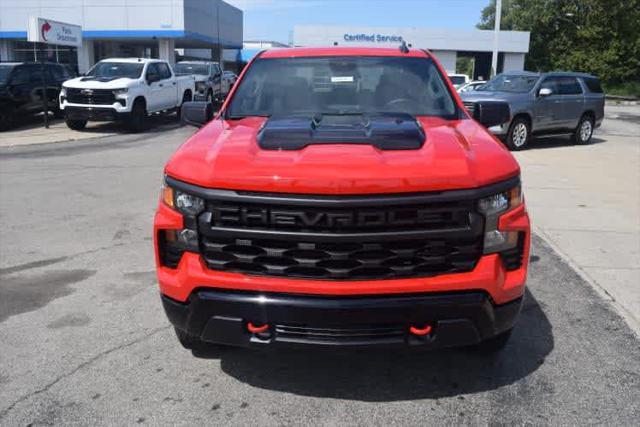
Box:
[210,206,449,229]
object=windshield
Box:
[86,62,144,79]
[227,56,457,119]
[0,65,14,84]
[174,63,209,75]
[449,76,466,85]
[478,74,539,93]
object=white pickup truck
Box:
[59,58,195,132]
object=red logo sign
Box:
[41,21,52,41]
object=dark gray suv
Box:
[461,71,605,150]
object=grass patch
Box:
[603,81,640,98]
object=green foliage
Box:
[603,81,640,98]
[477,0,640,86]
[456,56,475,77]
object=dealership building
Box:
[294,25,530,80]
[0,0,242,73]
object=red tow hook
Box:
[247,322,270,334]
[409,324,433,336]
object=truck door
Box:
[556,76,584,129]
[156,63,176,110]
[533,77,561,131]
[145,63,164,112]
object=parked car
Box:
[447,73,470,89]
[461,71,605,150]
[0,62,75,131]
[457,80,486,93]
[59,58,195,132]
[155,47,531,354]
[222,70,238,91]
[174,61,224,103]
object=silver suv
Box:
[461,71,605,150]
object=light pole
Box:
[491,0,502,78]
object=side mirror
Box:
[181,101,215,127]
[538,87,553,97]
[471,100,510,128]
[146,74,159,84]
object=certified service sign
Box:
[27,17,82,47]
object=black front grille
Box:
[200,234,482,280]
[463,101,476,116]
[183,182,492,280]
[66,88,116,105]
[275,323,406,345]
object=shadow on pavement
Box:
[3,111,182,135]
[192,288,553,401]
[524,135,606,150]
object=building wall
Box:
[502,53,525,72]
[294,25,530,54]
[431,50,456,74]
[0,0,186,36]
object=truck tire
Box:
[65,119,87,130]
[468,329,513,354]
[174,327,202,349]
[127,99,147,133]
[505,117,530,150]
[572,114,594,145]
[0,105,13,131]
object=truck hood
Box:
[461,90,529,103]
[165,116,520,194]
[63,76,137,89]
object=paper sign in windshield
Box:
[331,76,354,83]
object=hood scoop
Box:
[257,113,425,150]
[80,76,122,82]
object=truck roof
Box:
[98,58,164,64]
[502,70,598,78]
[259,47,430,59]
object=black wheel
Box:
[469,329,513,354]
[0,105,13,131]
[174,327,203,349]
[505,116,531,150]
[65,119,87,130]
[572,114,594,145]
[127,99,147,132]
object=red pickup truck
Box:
[154,47,531,353]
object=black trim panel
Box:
[162,290,523,349]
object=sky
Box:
[225,0,490,44]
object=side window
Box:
[146,63,160,82]
[583,77,603,93]
[558,77,582,95]
[9,66,28,85]
[214,64,221,76]
[539,78,559,95]
[157,63,172,80]
[48,65,66,81]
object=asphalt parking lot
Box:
[0,108,639,425]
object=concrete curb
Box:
[533,226,640,338]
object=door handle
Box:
[159,83,164,87]
[172,82,176,86]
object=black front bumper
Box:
[64,106,129,122]
[162,290,522,349]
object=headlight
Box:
[60,87,67,96]
[113,88,128,96]
[195,81,206,92]
[158,181,205,268]
[161,183,205,216]
[478,184,522,254]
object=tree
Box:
[476,0,640,85]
